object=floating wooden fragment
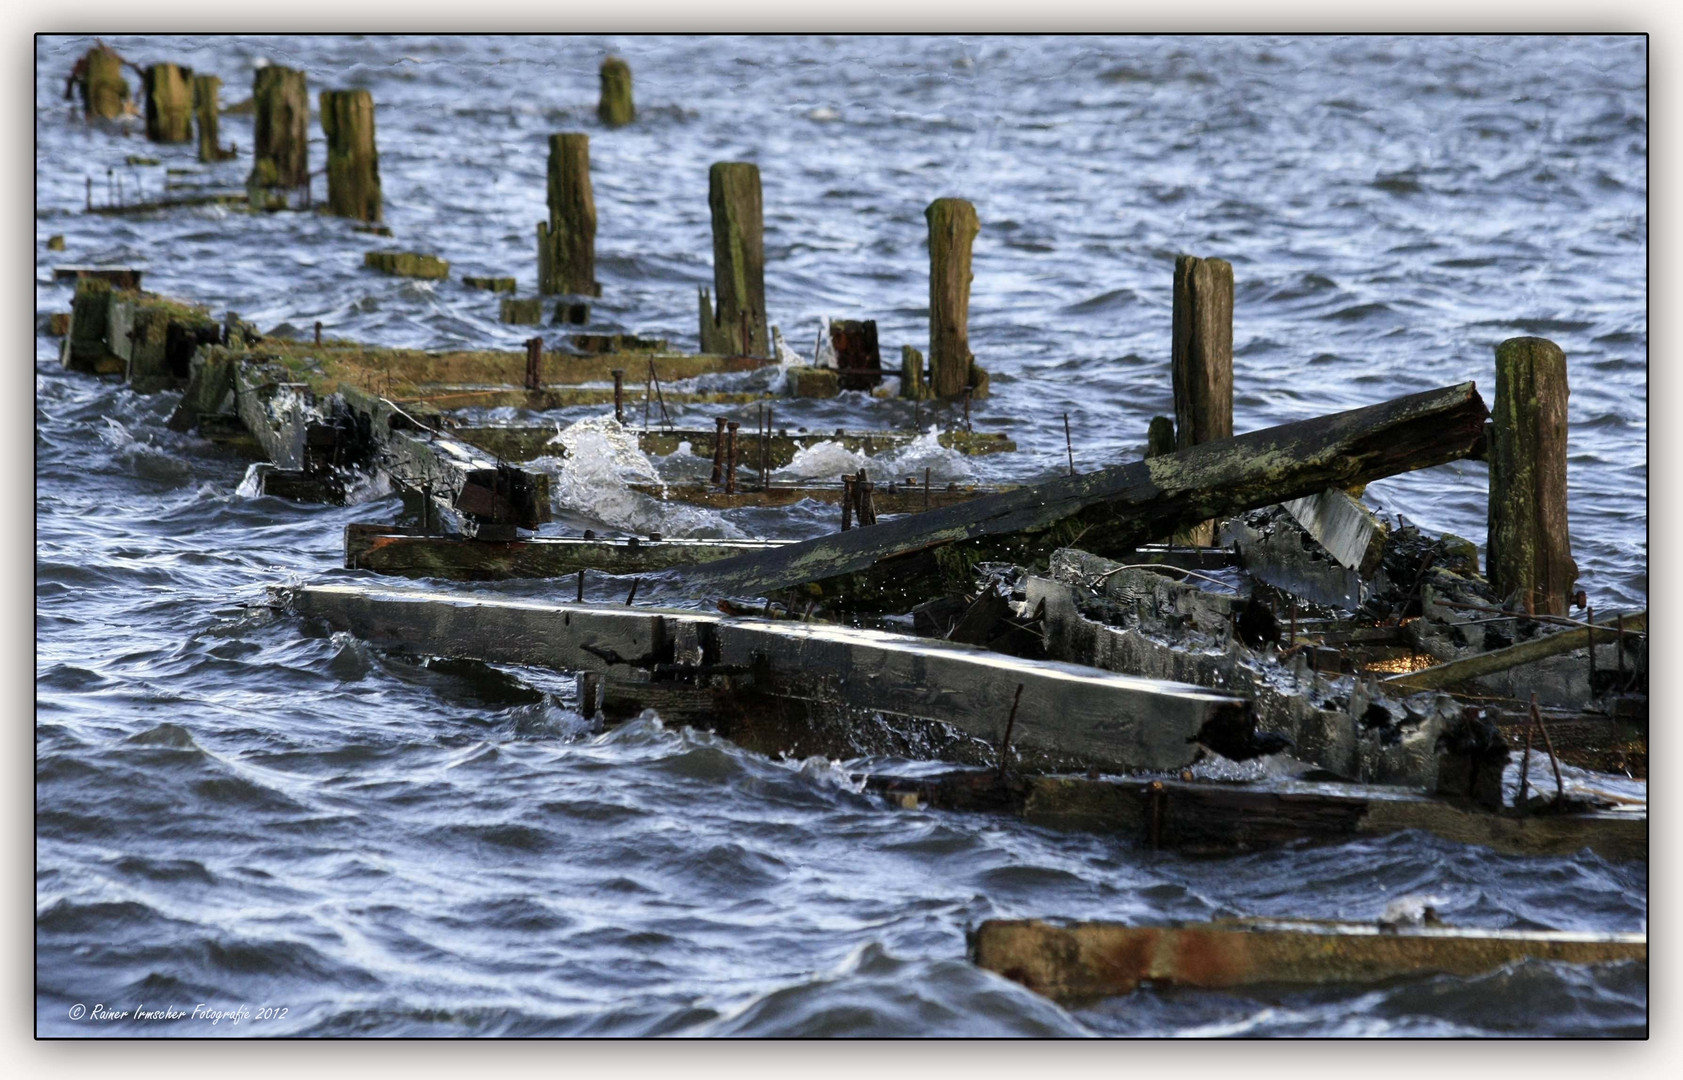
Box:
[53,266,143,290]
[971,918,1646,1004]
[143,63,194,143]
[1488,337,1577,614]
[624,479,1014,512]
[321,89,382,223]
[281,583,1254,774]
[499,297,543,324]
[1386,611,1646,695]
[678,383,1490,610]
[869,769,1645,862]
[598,57,634,127]
[538,133,599,297]
[345,524,797,581]
[364,251,449,279]
[571,333,667,354]
[462,276,517,293]
[633,426,1015,468]
[699,162,767,356]
[247,65,309,205]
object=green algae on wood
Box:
[193,74,234,162]
[74,44,130,120]
[462,276,517,293]
[785,366,840,398]
[1487,336,1577,615]
[699,162,767,357]
[364,251,449,280]
[499,297,543,325]
[143,63,194,143]
[60,278,124,374]
[537,133,599,297]
[320,89,382,224]
[597,57,634,126]
[900,345,929,401]
[247,65,309,205]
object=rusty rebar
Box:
[1531,692,1565,804]
[1064,412,1075,476]
[612,369,626,425]
[997,682,1026,777]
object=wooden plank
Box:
[676,383,1491,610]
[868,770,1646,863]
[1386,611,1646,694]
[972,918,1646,1004]
[345,525,796,581]
[280,583,1254,773]
[624,479,1014,512]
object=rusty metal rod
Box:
[997,682,1026,777]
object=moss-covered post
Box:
[247,65,309,206]
[1487,337,1577,615]
[1171,254,1234,545]
[320,89,382,224]
[900,345,928,400]
[537,133,598,296]
[698,162,767,357]
[598,57,634,127]
[193,74,228,162]
[73,45,130,120]
[1146,415,1176,459]
[143,63,194,143]
[927,197,983,399]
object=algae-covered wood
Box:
[598,57,634,126]
[678,383,1490,610]
[143,63,194,143]
[538,133,598,296]
[193,75,231,162]
[1488,336,1577,614]
[700,163,767,357]
[321,89,382,223]
[248,66,309,198]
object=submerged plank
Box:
[345,525,797,581]
[280,583,1254,773]
[678,383,1490,610]
[971,918,1646,1004]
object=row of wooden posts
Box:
[72,45,1578,615]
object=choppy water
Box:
[35,34,1646,1037]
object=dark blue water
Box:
[36,34,1646,1036]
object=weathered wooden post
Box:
[900,345,928,400]
[524,337,543,392]
[143,63,193,143]
[613,369,627,425]
[927,197,987,399]
[1146,415,1176,459]
[320,89,382,223]
[72,44,130,120]
[1487,337,1577,615]
[192,74,229,162]
[698,163,767,357]
[710,417,728,485]
[1171,254,1234,545]
[537,133,598,296]
[598,57,634,127]
[247,65,309,206]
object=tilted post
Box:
[247,65,309,205]
[927,197,983,399]
[320,89,382,223]
[143,63,193,143]
[698,162,766,357]
[598,57,634,127]
[1487,337,1577,615]
[537,133,599,296]
[1171,254,1234,546]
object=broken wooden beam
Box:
[1385,611,1646,695]
[406,386,767,413]
[1279,486,1386,576]
[107,291,220,394]
[677,383,1491,610]
[280,583,1254,774]
[59,278,124,374]
[868,769,1645,862]
[971,918,1645,1004]
[344,525,796,581]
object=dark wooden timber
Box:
[281,583,1254,774]
[1172,255,1234,545]
[699,163,767,357]
[867,769,1645,863]
[247,65,309,204]
[927,197,981,398]
[538,133,599,297]
[1488,336,1577,614]
[345,525,796,581]
[972,919,1645,1004]
[598,57,634,127]
[143,63,194,143]
[677,383,1491,610]
[624,479,1014,512]
[831,319,884,391]
[320,89,382,223]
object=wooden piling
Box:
[926,197,983,399]
[75,45,130,120]
[537,133,599,297]
[143,63,193,143]
[320,89,382,224]
[1171,255,1234,545]
[598,57,634,127]
[1146,415,1176,459]
[900,344,929,400]
[247,66,309,204]
[699,163,767,357]
[192,74,229,163]
[1487,337,1577,616]
[613,370,627,425]
[524,337,542,392]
